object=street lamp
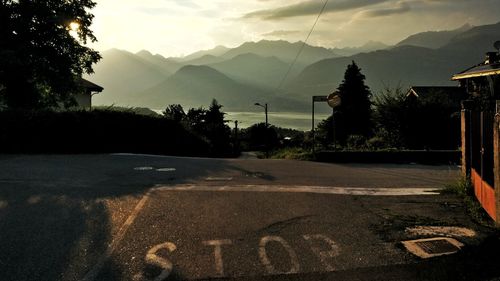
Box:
[255,102,269,158]
[254,103,268,127]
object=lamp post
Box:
[255,102,269,158]
[254,103,268,128]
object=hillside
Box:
[331,41,389,57]
[209,53,291,88]
[396,24,472,49]
[221,40,338,66]
[87,49,170,105]
[136,50,184,73]
[88,22,500,113]
[286,22,500,98]
[179,45,230,61]
[183,55,225,66]
[134,65,307,111]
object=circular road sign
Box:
[327,92,341,108]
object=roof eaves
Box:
[452,69,500,80]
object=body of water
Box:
[154,109,331,131]
[226,112,331,131]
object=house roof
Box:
[452,62,500,80]
[407,86,466,98]
[79,78,103,92]
[407,86,468,107]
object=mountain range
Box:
[88,21,500,113]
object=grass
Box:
[269,147,315,160]
[442,176,495,227]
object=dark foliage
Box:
[163,100,233,157]
[374,87,462,150]
[0,109,209,156]
[163,104,185,122]
[0,0,101,109]
[331,61,373,145]
[240,123,279,151]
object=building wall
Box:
[74,92,91,109]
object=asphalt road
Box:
[0,154,498,281]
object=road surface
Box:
[0,154,497,281]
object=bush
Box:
[0,109,210,156]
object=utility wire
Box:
[274,0,330,92]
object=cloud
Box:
[243,0,390,20]
[171,0,200,9]
[359,2,411,18]
[261,30,301,37]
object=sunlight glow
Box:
[69,22,80,32]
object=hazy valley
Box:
[87,22,500,114]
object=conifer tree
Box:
[333,61,373,144]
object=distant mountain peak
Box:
[136,50,153,57]
[456,23,473,32]
[396,23,476,49]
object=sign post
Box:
[327,92,341,150]
[312,96,328,154]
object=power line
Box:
[275,0,330,92]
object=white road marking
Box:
[82,191,151,281]
[156,168,176,172]
[153,184,440,196]
[405,226,476,238]
[144,242,177,281]
[203,239,233,277]
[303,234,339,271]
[259,236,300,275]
[27,195,42,205]
[134,167,154,171]
[205,177,233,181]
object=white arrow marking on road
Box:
[153,185,440,196]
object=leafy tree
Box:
[332,61,373,144]
[373,87,409,148]
[183,100,232,156]
[240,123,279,151]
[0,0,101,109]
[163,104,186,122]
[374,87,462,150]
[204,99,231,155]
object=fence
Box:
[461,101,500,222]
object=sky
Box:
[89,0,500,58]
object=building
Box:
[406,86,467,109]
[452,45,500,223]
[76,78,103,109]
[452,51,500,101]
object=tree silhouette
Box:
[0,0,101,109]
[163,104,186,122]
[333,61,373,144]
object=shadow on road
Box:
[0,154,236,281]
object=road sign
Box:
[312,95,327,102]
[327,92,341,108]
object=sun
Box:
[69,22,80,32]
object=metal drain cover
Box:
[402,237,464,259]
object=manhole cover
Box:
[402,237,464,258]
[414,239,460,254]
